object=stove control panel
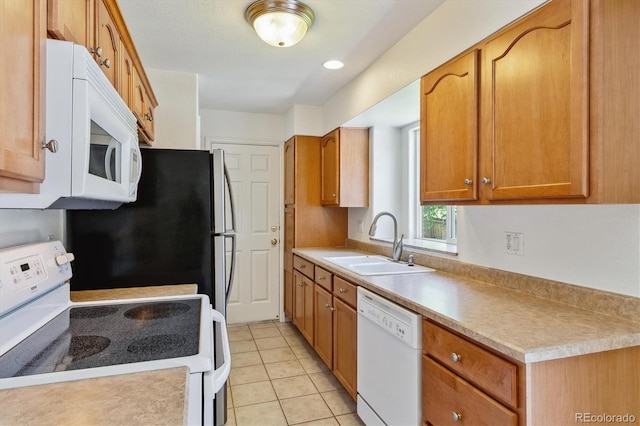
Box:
[0,240,73,316]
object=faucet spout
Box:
[368,211,403,262]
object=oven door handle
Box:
[210,308,231,393]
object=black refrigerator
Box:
[66,148,236,426]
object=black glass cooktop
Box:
[0,298,201,379]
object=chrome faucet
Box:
[368,211,404,262]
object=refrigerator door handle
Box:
[225,233,236,306]
[224,163,237,233]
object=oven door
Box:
[189,307,230,426]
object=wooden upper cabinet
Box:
[320,128,369,207]
[284,138,295,205]
[481,0,589,201]
[420,49,479,203]
[320,130,340,205]
[117,37,134,109]
[94,0,119,87]
[0,0,46,193]
[133,65,154,143]
[47,0,92,46]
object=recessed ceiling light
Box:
[323,60,344,70]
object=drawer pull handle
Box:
[300,264,306,269]
[452,411,462,422]
[318,276,325,280]
[339,288,346,293]
[450,352,462,363]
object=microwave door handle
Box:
[105,140,117,181]
[210,308,231,393]
[129,144,143,195]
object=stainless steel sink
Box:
[323,255,435,276]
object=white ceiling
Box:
[117,0,444,117]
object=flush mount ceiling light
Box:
[323,60,344,70]
[245,0,315,48]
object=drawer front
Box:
[333,276,357,308]
[422,356,517,426]
[422,320,517,408]
[315,266,333,291]
[293,255,314,280]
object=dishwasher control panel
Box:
[357,287,421,348]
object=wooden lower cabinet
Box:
[423,356,517,426]
[422,320,520,425]
[292,257,358,401]
[332,297,357,400]
[314,285,333,367]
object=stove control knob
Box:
[55,252,75,266]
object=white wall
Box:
[285,105,323,138]
[146,69,200,149]
[457,205,640,297]
[0,210,64,249]
[200,109,286,147]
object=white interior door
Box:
[212,143,281,324]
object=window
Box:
[420,205,457,244]
[409,127,457,246]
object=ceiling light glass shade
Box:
[246,0,315,48]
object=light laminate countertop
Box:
[294,247,640,363]
[1,284,199,426]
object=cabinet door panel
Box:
[95,0,118,86]
[0,0,46,192]
[320,132,339,205]
[421,50,479,202]
[314,285,333,368]
[333,298,357,400]
[293,270,304,329]
[302,276,314,345]
[284,138,295,205]
[47,0,92,46]
[482,0,588,200]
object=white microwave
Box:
[0,40,142,209]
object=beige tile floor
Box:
[225,320,365,426]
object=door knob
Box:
[271,238,278,246]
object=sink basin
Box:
[323,255,435,276]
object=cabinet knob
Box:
[332,193,336,198]
[339,288,346,293]
[452,412,462,422]
[482,177,492,185]
[101,58,111,69]
[145,112,153,122]
[450,352,462,363]
[464,178,473,185]
[41,139,59,153]
[92,47,103,57]
[297,281,303,287]
[325,303,335,312]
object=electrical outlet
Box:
[504,232,524,256]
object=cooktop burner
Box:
[0,298,202,379]
[70,306,118,319]
[124,302,191,320]
[127,334,186,356]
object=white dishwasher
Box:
[357,287,422,426]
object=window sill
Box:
[370,237,458,256]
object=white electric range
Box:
[0,240,230,425]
